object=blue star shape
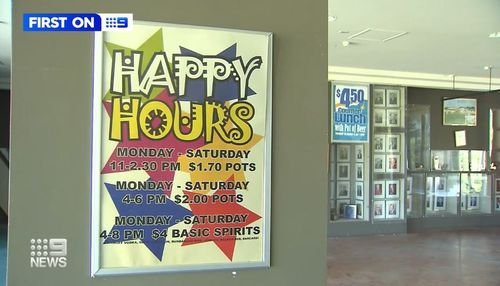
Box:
[103,182,191,260]
[177,43,256,103]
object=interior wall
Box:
[408,87,500,150]
[0,89,9,148]
[9,1,328,286]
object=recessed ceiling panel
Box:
[348,28,408,42]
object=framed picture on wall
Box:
[373,181,385,199]
[407,194,412,213]
[443,98,477,126]
[426,177,434,192]
[373,134,385,153]
[386,134,400,153]
[337,163,350,180]
[336,181,350,198]
[434,196,446,211]
[354,145,364,162]
[434,177,447,195]
[355,182,364,199]
[386,154,400,173]
[386,180,399,198]
[373,201,386,219]
[373,109,386,127]
[386,109,400,127]
[468,195,479,210]
[355,163,364,180]
[337,145,350,162]
[386,200,399,219]
[406,177,413,194]
[426,194,434,211]
[386,89,400,107]
[461,195,467,210]
[356,201,364,219]
[373,155,386,173]
[373,89,386,107]
[496,179,500,193]
[496,196,500,211]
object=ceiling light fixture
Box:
[489,32,500,38]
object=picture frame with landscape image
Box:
[443,98,477,126]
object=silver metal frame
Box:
[90,20,272,276]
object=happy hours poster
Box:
[91,22,272,275]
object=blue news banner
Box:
[23,13,133,32]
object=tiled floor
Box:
[328,228,500,286]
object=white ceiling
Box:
[329,0,500,81]
[0,1,499,90]
[0,0,11,90]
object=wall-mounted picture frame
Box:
[373,134,385,153]
[386,89,400,107]
[443,98,477,126]
[337,163,350,180]
[426,177,434,192]
[454,130,467,147]
[354,144,364,162]
[373,181,385,199]
[407,194,412,213]
[373,109,386,127]
[373,201,386,219]
[373,89,386,107]
[337,199,351,217]
[337,144,350,162]
[468,195,479,210]
[434,177,447,194]
[373,155,386,173]
[495,196,500,211]
[386,154,400,173]
[355,163,364,180]
[406,177,413,195]
[337,181,350,198]
[386,134,400,153]
[434,196,447,211]
[386,109,400,127]
[386,200,399,218]
[386,180,400,198]
[426,194,434,212]
[356,201,364,219]
[461,194,467,210]
[496,179,500,193]
[355,182,364,199]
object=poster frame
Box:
[90,20,273,276]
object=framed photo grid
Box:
[372,87,405,128]
[331,143,368,221]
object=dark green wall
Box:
[0,90,9,148]
[408,87,500,150]
[9,0,328,285]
